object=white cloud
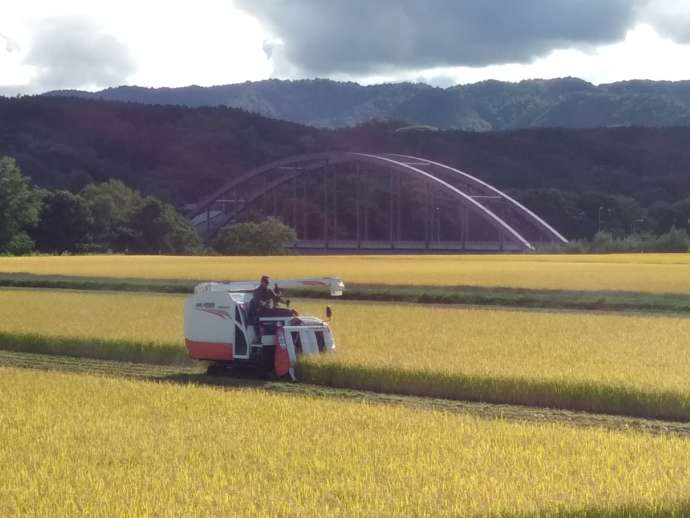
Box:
[2,1,690,95]
[24,17,135,91]
[0,0,273,94]
[0,33,21,53]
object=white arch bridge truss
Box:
[188,152,567,252]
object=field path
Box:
[4,350,690,438]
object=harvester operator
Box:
[252,275,279,312]
[249,275,294,322]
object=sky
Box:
[3,0,690,95]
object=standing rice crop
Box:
[0,253,689,293]
[2,368,690,517]
[3,289,690,419]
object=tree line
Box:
[3,153,688,255]
[515,188,690,239]
[0,156,299,256]
[0,156,202,255]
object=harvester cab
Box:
[184,277,344,380]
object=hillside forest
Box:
[1,95,690,252]
[48,77,690,131]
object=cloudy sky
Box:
[2,0,690,95]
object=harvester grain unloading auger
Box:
[184,277,344,380]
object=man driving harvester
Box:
[249,275,295,327]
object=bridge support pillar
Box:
[462,205,468,250]
[323,163,329,249]
[499,198,505,252]
[332,166,338,242]
[389,169,394,249]
[425,182,430,249]
[302,174,308,240]
[396,172,401,244]
[363,167,369,243]
[292,176,297,233]
[356,163,361,249]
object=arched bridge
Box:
[188,152,567,252]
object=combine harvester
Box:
[184,277,344,380]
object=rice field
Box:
[1,253,689,294]
[2,367,690,517]
[3,288,690,419]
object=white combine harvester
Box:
[184,277,344,379]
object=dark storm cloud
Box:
[24,17,134,91]
[236,0,639,75]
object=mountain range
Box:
[45,77,690,131]
[2,94,690,237]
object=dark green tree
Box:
[213,217,297,255]
[654,227,690,252]
[31,190,93,253]
[129,197,202,254]
[80,180,143,250]
[81,180,200,253]
[0,156,42,254]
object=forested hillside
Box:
[2,95,690,238]
[0,96,328,202]
[46,78,690,130]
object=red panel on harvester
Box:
[274,326,290,376]
[185,339,233,361]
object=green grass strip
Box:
[0,273,194,293]
[299,361,690,423]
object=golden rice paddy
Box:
[0,289,179,346]
[0,253,689,293]
[3,288,690,417]
[325,302,690,395]
[2,367,690,517]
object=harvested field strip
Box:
[2,273,690,313]
[5,289,690,420]
[4,350,690,438]
[1,253,690,294]
[3,367,690,516]
[0,350,201,378]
